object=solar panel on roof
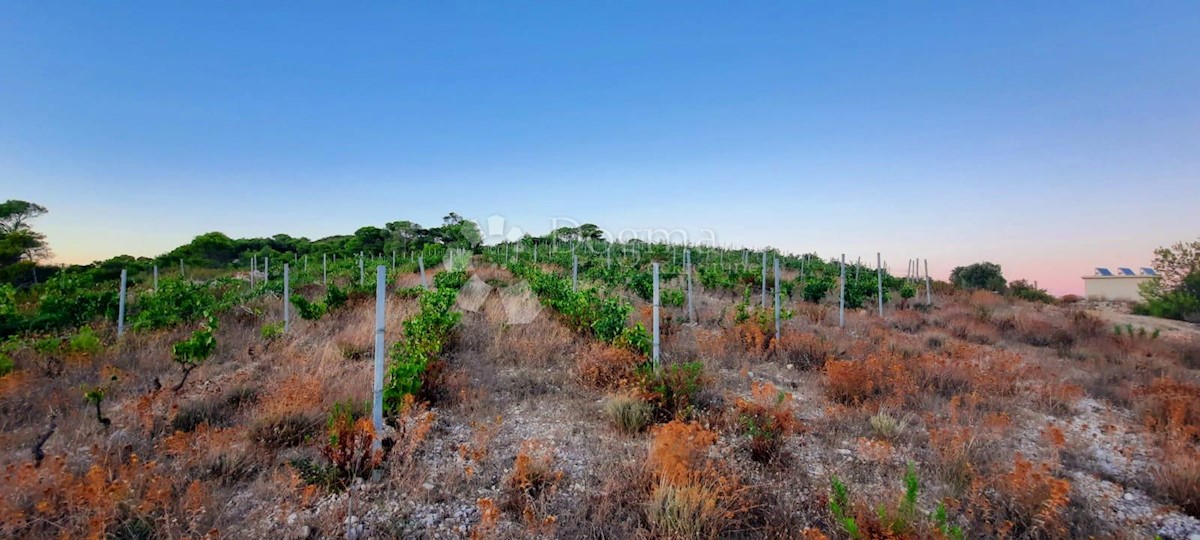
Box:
[1141,268,1158,276]
[1095,268,1114,276]
[1118,267,1136,276]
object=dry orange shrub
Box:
[927,396,1012,494]
[575,343,640,390]
[323,416,382,483]
[649,421,719,484]
[257,373,323,418]
[991,454,1070,539]
[824,351,920,406]
[824,359,876,404]
[393,394,435,462]
[695,328,729,361]
[772,331,831,369]
[458,416,500,479]
[733,382,802,462]
[472,497,500,539]
[733,322,768,351]
[502,439,563,531]
[1136,377,1200,443]
[1033,382,1084,416]
[0,452,175,539]
[891,309,925,332]
[1154,441,1200,517]
[645,421,752,538]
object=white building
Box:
[1082,267,1157,301]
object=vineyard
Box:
[2,228,1200,539]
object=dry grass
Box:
[3,261,1199,538]
[576,343,640,390]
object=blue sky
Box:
[2,2,1198,293]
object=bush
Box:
[637,361,706,419]
[1009,279,1055,304]
[0,353,12,377]
[29,272,119,333]
[660,288,685,307]
[824,359,876,404]
[1136,270,1200,322]
[68,325,103,355]
[384,282,464,413]
[501,440,563,529]
[802,279,833,303]
[604,394,653,434]
[325,284,349,311]
[577,344,640,390]
[433,270,468,290]
[132,279,233,330]
[290,295,327,321]
[1153,444,1200,518]
[172,316,217,391]
[735,382,799,462]
[260,321,284,341]
[870,410,910,440]
[321,400,379,488]
[950,262,1006,293]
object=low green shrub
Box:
[68,325,103,355]
[636,361,705,419]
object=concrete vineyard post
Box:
[652,262,661,370]
[322,254,328,287]
[856,257,860,280]
[925,259,932,306]
[265,257,269,283]
[117,269,127,337]
[419,256,428,289]
[180,259,184,277]
[572,252,578,291]
[839,254,846,328]
[251,256,256,287]
[774,256,781,343]
[606,244,611,268]
[877,252,884,317]
[761,251,767,308]
[372,265,386,450]
[283,264,290,333]
[153,264,159,291]
[686,249,695,323]
[304,255,308,275]
[392,250,396,269]
[359,256,364,287]
[534,243,538,263]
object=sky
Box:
[1,2,1198,295]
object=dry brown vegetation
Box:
[2,262,1200,538]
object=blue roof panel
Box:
[1095,268,1114,276]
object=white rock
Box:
[1188,534,1200,540]
[786,364,794,370]
[1123,493,1134,501]
[422,482,435,490]
[287,513,298,525]
[836,449,852,456]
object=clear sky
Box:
[2,2,1198,294]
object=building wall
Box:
[1082,276,1153,301]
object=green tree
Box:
[949,262,1006,293]
[1137,237,1200,322]
[1149,237,1200,290]
[578,223,604,241]
[0,200,51,284]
